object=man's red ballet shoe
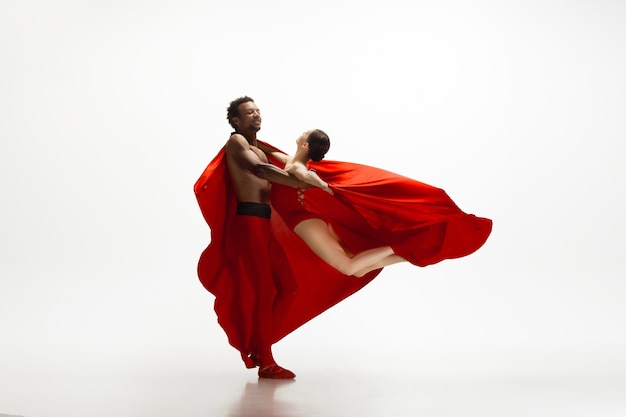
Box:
[258,364,296,379]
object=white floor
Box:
[2,349,625,417]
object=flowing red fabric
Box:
[194,143,492,366]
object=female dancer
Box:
[260,129,405,277]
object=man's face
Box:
[234,101,261,133]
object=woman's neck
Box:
[291,148,309,165]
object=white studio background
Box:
[1,0,625,394]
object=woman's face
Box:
[296,130,312,147]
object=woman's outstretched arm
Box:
[286,162,332,193]
[256,141,289,164]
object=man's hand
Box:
[297,181,313,190]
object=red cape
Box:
[194,143,492,351]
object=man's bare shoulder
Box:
[227,132,247,144]
[226,133,248,152]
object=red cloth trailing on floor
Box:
[194,142,492,366]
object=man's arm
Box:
[287,162,332,193]
[227,134,310,188]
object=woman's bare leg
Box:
[294,219,394,276]
[354,254,406,277]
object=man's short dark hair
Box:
[227,96,254,129]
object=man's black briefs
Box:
[236,202,271,219]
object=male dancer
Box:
[195,96,309,379]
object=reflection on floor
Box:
[2,364,626,417]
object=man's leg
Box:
[268,232,298,335]
[236,215,295,379]
[236,215,276,366]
